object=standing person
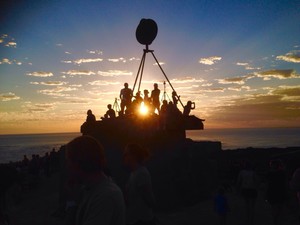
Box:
[143,89,150,105]
[65,135,125,225]
[265,159,287,225]
[214,187,230,225]
[237,161,258,225]
[120,83,133,115]
[171,91,179,108]
[150,83,160,114]
[123,143,156,225]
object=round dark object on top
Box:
[136,19,158,46]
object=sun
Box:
[139,102,148,115]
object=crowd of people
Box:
[1,135,300,225]
[58,135,156,225]
[213,158,300,225]
[86,82,197,123]
[0,148,61,224]
[57,136,300,225]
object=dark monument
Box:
[80,19,220,211]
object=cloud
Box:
[201,83,213,87]
[245,66,261,70]
[199,56,222,65]
[217,76,251,85]
[227,86,251,91]
[74,58,103,64]
[236,62,260,70]
[88,50,103,55]
[0,58,22,65]
[69,84,82,87]
[5,42,17,48]
[26,71,53,77]
[236,62,249,66]
[202,87,225,92]
[38,86,77,96]
[205,92,300,128]
[87,90,117,96]
[0,34,17,48]
[171,77,205,84]
[108,58,126,63]
[61,60,72,64]
[255,69,299,80]
[62,97,91,104]
[0,92,20,101]
[62,70,95,76]
[97,70,132,77]
[22,102,56,113]
[30,81,67,86]
[276,51,300,63]
[153,62,165,66]
[272,86,300,98]
[61,58,103,64]
[88,80,121,86]
[129,57,140,61]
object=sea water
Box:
[0,132,80,164]
[0,127,299,164]
[186,127,300,149]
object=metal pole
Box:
[150,51,184,108]
[133,51,146,93]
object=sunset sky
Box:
[1,0,300,134]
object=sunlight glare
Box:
[139,102,148,115]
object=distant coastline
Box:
[0,127,299,164]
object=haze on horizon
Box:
[1,0,300,135]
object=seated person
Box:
[183,101,195,116]
[103,104,116,119]
[86,109,96,123]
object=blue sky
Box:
[1,0,300,134]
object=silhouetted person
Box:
[183,100,195,116]
[22,155,29,168]
[43,152,51,177]
[172,91,179,108]
[65,135,125,225]
[290,167,300,224]
[123,143,156,225]
[50,147,59,172]
[103,104,116,119]
[120,83,133,115]
[130,91,143,115]
[265,159,287,225]
[86,109,96,123]
[159,100,168,129]
[29,154,39,176]
[0,164,19,218]
[237,161,258,225]
[214,187,229,225]
[150,83,160,114]
[143,89,150,106]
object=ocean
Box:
[0,127,299,164]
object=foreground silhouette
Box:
[64,135,125,225]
